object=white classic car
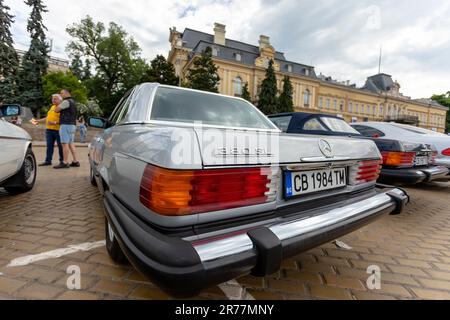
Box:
[0,104,37,194]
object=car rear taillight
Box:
[442,148,450,156]
[139,165,278,216]
[349,160,382,185]
[381,151,415,167]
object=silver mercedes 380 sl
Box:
[88,83,408,297]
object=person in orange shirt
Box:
[32,94,64,166]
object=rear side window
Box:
[321,117,360,134]
[269,116,292,132]
[109,90,132,125]
[303,118,327,131]
[352,125,386,137]
[151,87,276,130]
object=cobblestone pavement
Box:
[1,146,450,300]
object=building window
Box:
[355,103,359,113]
[235,53,242,62]
[380,105,383,116]
[304,89,311,106]
[287,65,292,73]
[349,102,353,113]
[212,47,218,56]
[340,100,344,112]
[305,69,310,76]
[333,99,337,110]
[326,98,330,109]
[318,97,323,109]
[233,76,243,97]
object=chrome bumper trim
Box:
[193,188,406,263]
[420,166,450,181]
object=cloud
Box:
[5,0,450,98]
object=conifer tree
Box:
[257,59,278,114]
[241,82,251,102]
[0,0,20,103]
[185,47,220,92]
[143,55,178,85]
[278,76,294,113]
[18,0,49,114]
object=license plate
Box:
[414,156,428,166]
[284,168,347,198]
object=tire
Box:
[90,166,97,187]
[105,217,128,264]
[4,148,37,195]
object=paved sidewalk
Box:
[1,147,450,300]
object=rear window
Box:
[269,116,292,132]
[303,118,327,131]
[352,125,386,137]
[151,87,277,130]
[390,123,447,136]
[321,117,360,134]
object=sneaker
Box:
[70,161,81,167]
[54,163,70,169]
[39,162,52,167]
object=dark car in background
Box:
[268,112,449,185]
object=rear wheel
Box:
[105,217,127,264]
[4,148,37,195]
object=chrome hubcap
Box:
[24,156,35,185]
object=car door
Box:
[91,90,134,182]
[0,119,27,183]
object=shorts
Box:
[60,124,76,144]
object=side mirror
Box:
[0,104,21,117]
[88,117,108,129]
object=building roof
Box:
[181,28,316,79]
[182,28,286,60]
[413,98,449,110]
[362,73,395,93]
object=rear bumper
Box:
[379,166,450,185]
[435,158,450,173]
[103,187,408,297]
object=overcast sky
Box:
[5,0,450,98]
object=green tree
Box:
[278,76,294,113]
[0,0,20,103]
[431,92,450,133]
[241,82,251,102]
[42,71,88,108]
[185,47,220,92]
[77,98,103,119]
[18,0,49,114]
[69,53,83,80]
[66,16,149,114]
[257,59,278,115]
[142,55,178,85]
[82,58,92,80]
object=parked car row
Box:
[87,84,409,297]
[268,112,450,186]
[4,84,446,298]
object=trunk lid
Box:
[194,128,381,167]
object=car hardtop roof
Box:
[351,121,395,127]
[268,112,344,122]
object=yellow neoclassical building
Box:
[168,23,448,133]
